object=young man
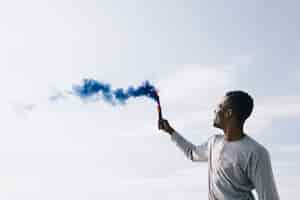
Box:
[158,91,280,200]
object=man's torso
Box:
[208,134,264,200]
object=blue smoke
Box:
[72,79,159,104]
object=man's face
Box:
[213,96,229,129]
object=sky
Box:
[0,0,300,199]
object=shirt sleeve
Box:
[171,131,212,162]
[248,148,280,200]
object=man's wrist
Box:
[168,128,175,135]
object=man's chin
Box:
[213,122,222,129]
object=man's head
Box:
[213,91,254,130]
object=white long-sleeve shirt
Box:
[171,131,280,200]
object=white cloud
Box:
[246,95,300,135]
[0,176,40,193]
[120,166,208,199]
[278,144,300,153]
[157,64,234,104]
[256,95,300,118]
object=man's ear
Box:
[225,109,233,118]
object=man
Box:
[158,91,280,200]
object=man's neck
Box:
[223,126,245,141]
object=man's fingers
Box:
[158,119,166,130]
[159,121,165,128]
[158,121,163,130]
[158,119,170,131]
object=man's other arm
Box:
[248,148,280,200]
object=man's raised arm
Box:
[158,119,211,162]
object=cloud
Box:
[255,95,300,118]
[157,64,235,104]
[121,166,208,193]
[0,176,40,193]
[9,101,36,118]
[271,159,300,199]
[245,95,300,136]
[278,144,300,153]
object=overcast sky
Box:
[0,0,299,199]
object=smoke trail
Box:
[72,79,159,105]
[11,79,160,117]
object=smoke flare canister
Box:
[157,102,162,120]
[154,90,163,120]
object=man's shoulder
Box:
[212,133,269,155]
[207,134,223,144]
[243,135,269,156]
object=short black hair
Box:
[225,90,254,124]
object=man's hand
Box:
[158,119,175,135]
